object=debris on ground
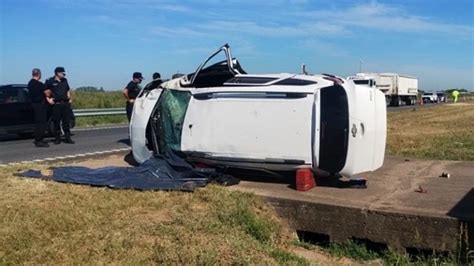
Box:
[315,175,368,189]
[414,185,427,193]
[440,172,451,179]
[16,150,239,192]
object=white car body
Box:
[422,92,439,103]
[130,45,387,177]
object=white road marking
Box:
[0,148,131,167]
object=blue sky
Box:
[1,0,473,90]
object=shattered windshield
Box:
[156,89,192,152]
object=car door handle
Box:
[351,124,357,137]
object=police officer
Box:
[28,68,50,147]
[123,72,143,122]
[45,67,74,144]
[143,72,162,92]
[152,72,162,83]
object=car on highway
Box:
[0,84,75,136]
[436,92,447,103]
[422,92,439,103]
[130,44,387,178]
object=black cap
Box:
[152,72,161,80]
[133,72,144,80]
[32,68,41,76]
[55,66,66,74]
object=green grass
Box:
[75,115,128,127]
[270,249,309,265]
[71,91,124,109]
[295,239,469,265]
[387,103,474,161]
[325,241,380,261]
[0,164,307,264]
[70,91,128,127]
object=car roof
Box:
[0,84,27,89]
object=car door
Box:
[181,88,314,165]
[0,86,29,128]
[130,88,163,162]
[17,86,34,125]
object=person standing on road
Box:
[28,68,51,147]
[45,67,75,145]
[452,90,460,103]
[143,72,162,92]
[123,72,143,122]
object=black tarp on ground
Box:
[16,151,239,192]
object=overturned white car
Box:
[130,44,386,177]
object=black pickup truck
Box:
[0,84,75,136]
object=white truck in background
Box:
[347,73,418,106]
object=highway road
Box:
[0,125,130,165]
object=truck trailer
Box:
[347,73,418,106]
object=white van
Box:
[130,45,386,177]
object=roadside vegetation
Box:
[71,91,128,127]
[2,163,470,265]
[387,103,474,161]
[294,239,468,265]
[0,164,308,264]
[75,115,128,127]
[71,91,124,109]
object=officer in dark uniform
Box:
[45,67,74,144]
[27,68,49,147]
[143,72,162,92]
[123,72,143,122]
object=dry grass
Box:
[387,103,474,160]
[0,164,307,265]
